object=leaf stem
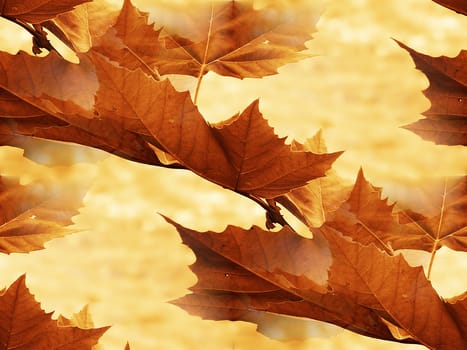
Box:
[3,16,59,55]
[239,192,289,228]
[193,3,214,105]
[427,178,448,280]
[193,67,205,105]
[426,242,438,280]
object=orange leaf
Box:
[0,0,91,23]
[91,0,164,77]
[42,1,119,52]
[322,171,467,254]
[138,82,341,197]
[396,41,466,145]
[0,52,163,166]
[167,216,467,348]
[0,175,84,254]
[276,130,352,227]
[318,225,467,350]
[166,217,406,343]
[0,275,109,349]
[154,1,314,79]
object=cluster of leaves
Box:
[0,0,465,349]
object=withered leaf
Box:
[154,1,314,79]
[386,176,467,253]
[0,275,109,349]
[325,170,466,254]
[276,130,351,227]
[317,225,467,350]
[42,1,120,53]
[136,77,341,197]
[0,51,163,165]
[321,169,397,254]
[0,175,84,254]
[396,41,467,145]
[166,217,408,343]
[432,0,467,15]
[91,0,163,77]
[167,216,466,348]
[0,0,91,24]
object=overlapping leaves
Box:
[0,175,85,254]
[0,1,465,349]
[0,275,108,349]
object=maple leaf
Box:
[320,169,397,254]
[276,130,352,227]
[0,175,84,254]
[166,217,401,342]
[91,0,163,79]
[136,78,341,198]
[0,51,165,166]
[167,216,467,348]
[0,0,91,24]
[324,170,467,256]
[153,1,314,79]
[0,275,109,349]
[317,225,467,350]
[385,176,467,254]
[432,0,467,15]
[42,1,120,53]
[396,41,467,146]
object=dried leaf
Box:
[320,225,467,350]
[154,1,314,79]
[0,275,109,349]
[0,52,163,166]
[276,130,351,227]
[166,217,406,342]
[0,175,84,254]
[326,171,467,254]
[0,0,91,23]
[386,176,467,252]
[396,41,467,145]
[166,215,467,348]
[432,0,467,15]
[42,1,119,52]
[137,82,341,197]
[91,0,163,77]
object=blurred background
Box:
[0,0,466,349]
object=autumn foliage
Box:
[0,0,466,349]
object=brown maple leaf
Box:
[166,216,467,348]
[320,169,397,254]
[0,52,165,166]
[0,0,91,23]
[135,77,341,198]
[0,175,84,254]
[396,41,467,146]
[317,225,467,350]
[0,275,109,349]
[42,1,120,53]
[91,0,163,79]
[166,217,401,342]
[154,1,314,79]
[325,170,466,254]
[276,130,352,227]
[432,0,467,15]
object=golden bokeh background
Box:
[0,0,466,349]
